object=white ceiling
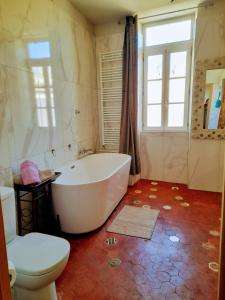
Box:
[70,0,204,25]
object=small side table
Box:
[14,172,61,235]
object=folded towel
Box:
[14,169,55,185]
[20,160,41,185]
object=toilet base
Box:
[13,282,58,300]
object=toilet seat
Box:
[7,232,70,276]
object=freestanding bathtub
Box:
[52,153,131,234]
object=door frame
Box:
[218,152,225,300]
[0,196,11,300]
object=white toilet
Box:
[0,186,70,300]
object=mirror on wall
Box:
[203,69,225,129]
[192,56,225,139]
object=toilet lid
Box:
[7,233,70,276]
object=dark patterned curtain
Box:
[119,16,141,175]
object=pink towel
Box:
[20,160,41,185]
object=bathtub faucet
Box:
[78,148,94,158]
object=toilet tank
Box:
[0,187,17,244]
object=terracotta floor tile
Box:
[56,180,221,300]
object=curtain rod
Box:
[138,2,214,20]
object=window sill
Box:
[141,129,189,134]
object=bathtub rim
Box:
[52,153,131,187]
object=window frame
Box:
[142,15,194,132]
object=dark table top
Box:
[14,172,61,192]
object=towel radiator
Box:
[98,50,123,149]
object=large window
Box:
[143,17,194,131]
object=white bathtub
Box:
[52,153,131,234]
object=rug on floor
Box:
[107,205,159,239]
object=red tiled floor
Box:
[56,180,221,300]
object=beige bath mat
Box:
[107,205,159,239]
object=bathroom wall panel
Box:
[189,139,224,192]
[0,167,13,187]
[141,132,189,184]
[0,0,55,72]
[0,65,14,187]
[140,133,164,181]
[5,67,68,162]
[188,1,225,192]
[0,0,98,182]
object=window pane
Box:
[28,41,51,59]
[50,90,55,107]
[32,66,45,86]
[147,105,161,127]
[148,55,163,80]
[48,66,53,86]
[146,20,192,46]
[35,91,47,107]
[170,52,187,78]
[37,108,48,127]
[148,80,162,103]
[168,104,184,127]
[169,78,186,103]
[51,108,56,127]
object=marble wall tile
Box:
[162,133,189,184]
[0,0,54,71]
[0,66,12,173]
[140,133,164,181]
[6,67,64,161]
[141,132,188,184]
[95,32,125,53]
[194,2,225,61]
[0,0,98,184]
[63,143,78,165]
[0,167,13,187]
[188,139,224,192]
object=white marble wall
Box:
[0,0,99,185]
[188,1,225,192]
[189,139,224,192]
[95,22,125,51]
[141,132,189,184]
